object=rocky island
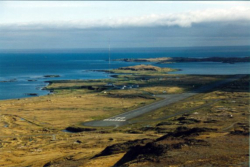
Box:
[44,75,60,78]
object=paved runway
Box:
[83,75,246,127]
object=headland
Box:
[0,63,249,167]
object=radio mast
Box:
[108,39,111,76]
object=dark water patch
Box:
[25,93,38,96]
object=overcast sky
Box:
[0,1,250,49]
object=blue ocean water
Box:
[0,46,249,100]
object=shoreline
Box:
[113,56,250,64]
[0,71,248,101]
[0,66,248,166]
[1,56,249,101]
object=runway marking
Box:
[103,117,126,122]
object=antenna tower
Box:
[108,39,111,76]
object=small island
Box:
[0,79,17,83]
[43,75,60,78]
[25,93,38,96]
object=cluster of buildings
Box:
[105,83,139,90]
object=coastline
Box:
[0,62,248,167]
[1,55,250,101]
[26,56,250,100]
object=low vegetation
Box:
[0,65,248,167]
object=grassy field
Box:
[0,65,248,167]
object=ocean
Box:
[0,46,249,100]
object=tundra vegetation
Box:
[0,65,248,167]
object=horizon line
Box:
[0,45,250,52]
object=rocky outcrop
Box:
[114,136,209,166]
[118,65,161,71]
[94,138,153,158]
[156,127,217,140]
[44,75,60,78]
[230,123,249,136]
[114,142,166,166]
[176,116,201,124]
[65,126,96,133]
[94,126,212,166]
[25,93,38,96]
[0,79,17,82]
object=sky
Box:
[0,1,250,50]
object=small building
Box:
[121,85,127,90]
[105,83,115,87]
[114,84,140,90]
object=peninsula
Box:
[0,64,248,167]
[114,56,250,64]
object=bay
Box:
[0,46,249,100]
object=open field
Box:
[0,65,249,167]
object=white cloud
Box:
[1,6,250,30]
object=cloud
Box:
[1,6,250,30]
[1,22,250,49]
